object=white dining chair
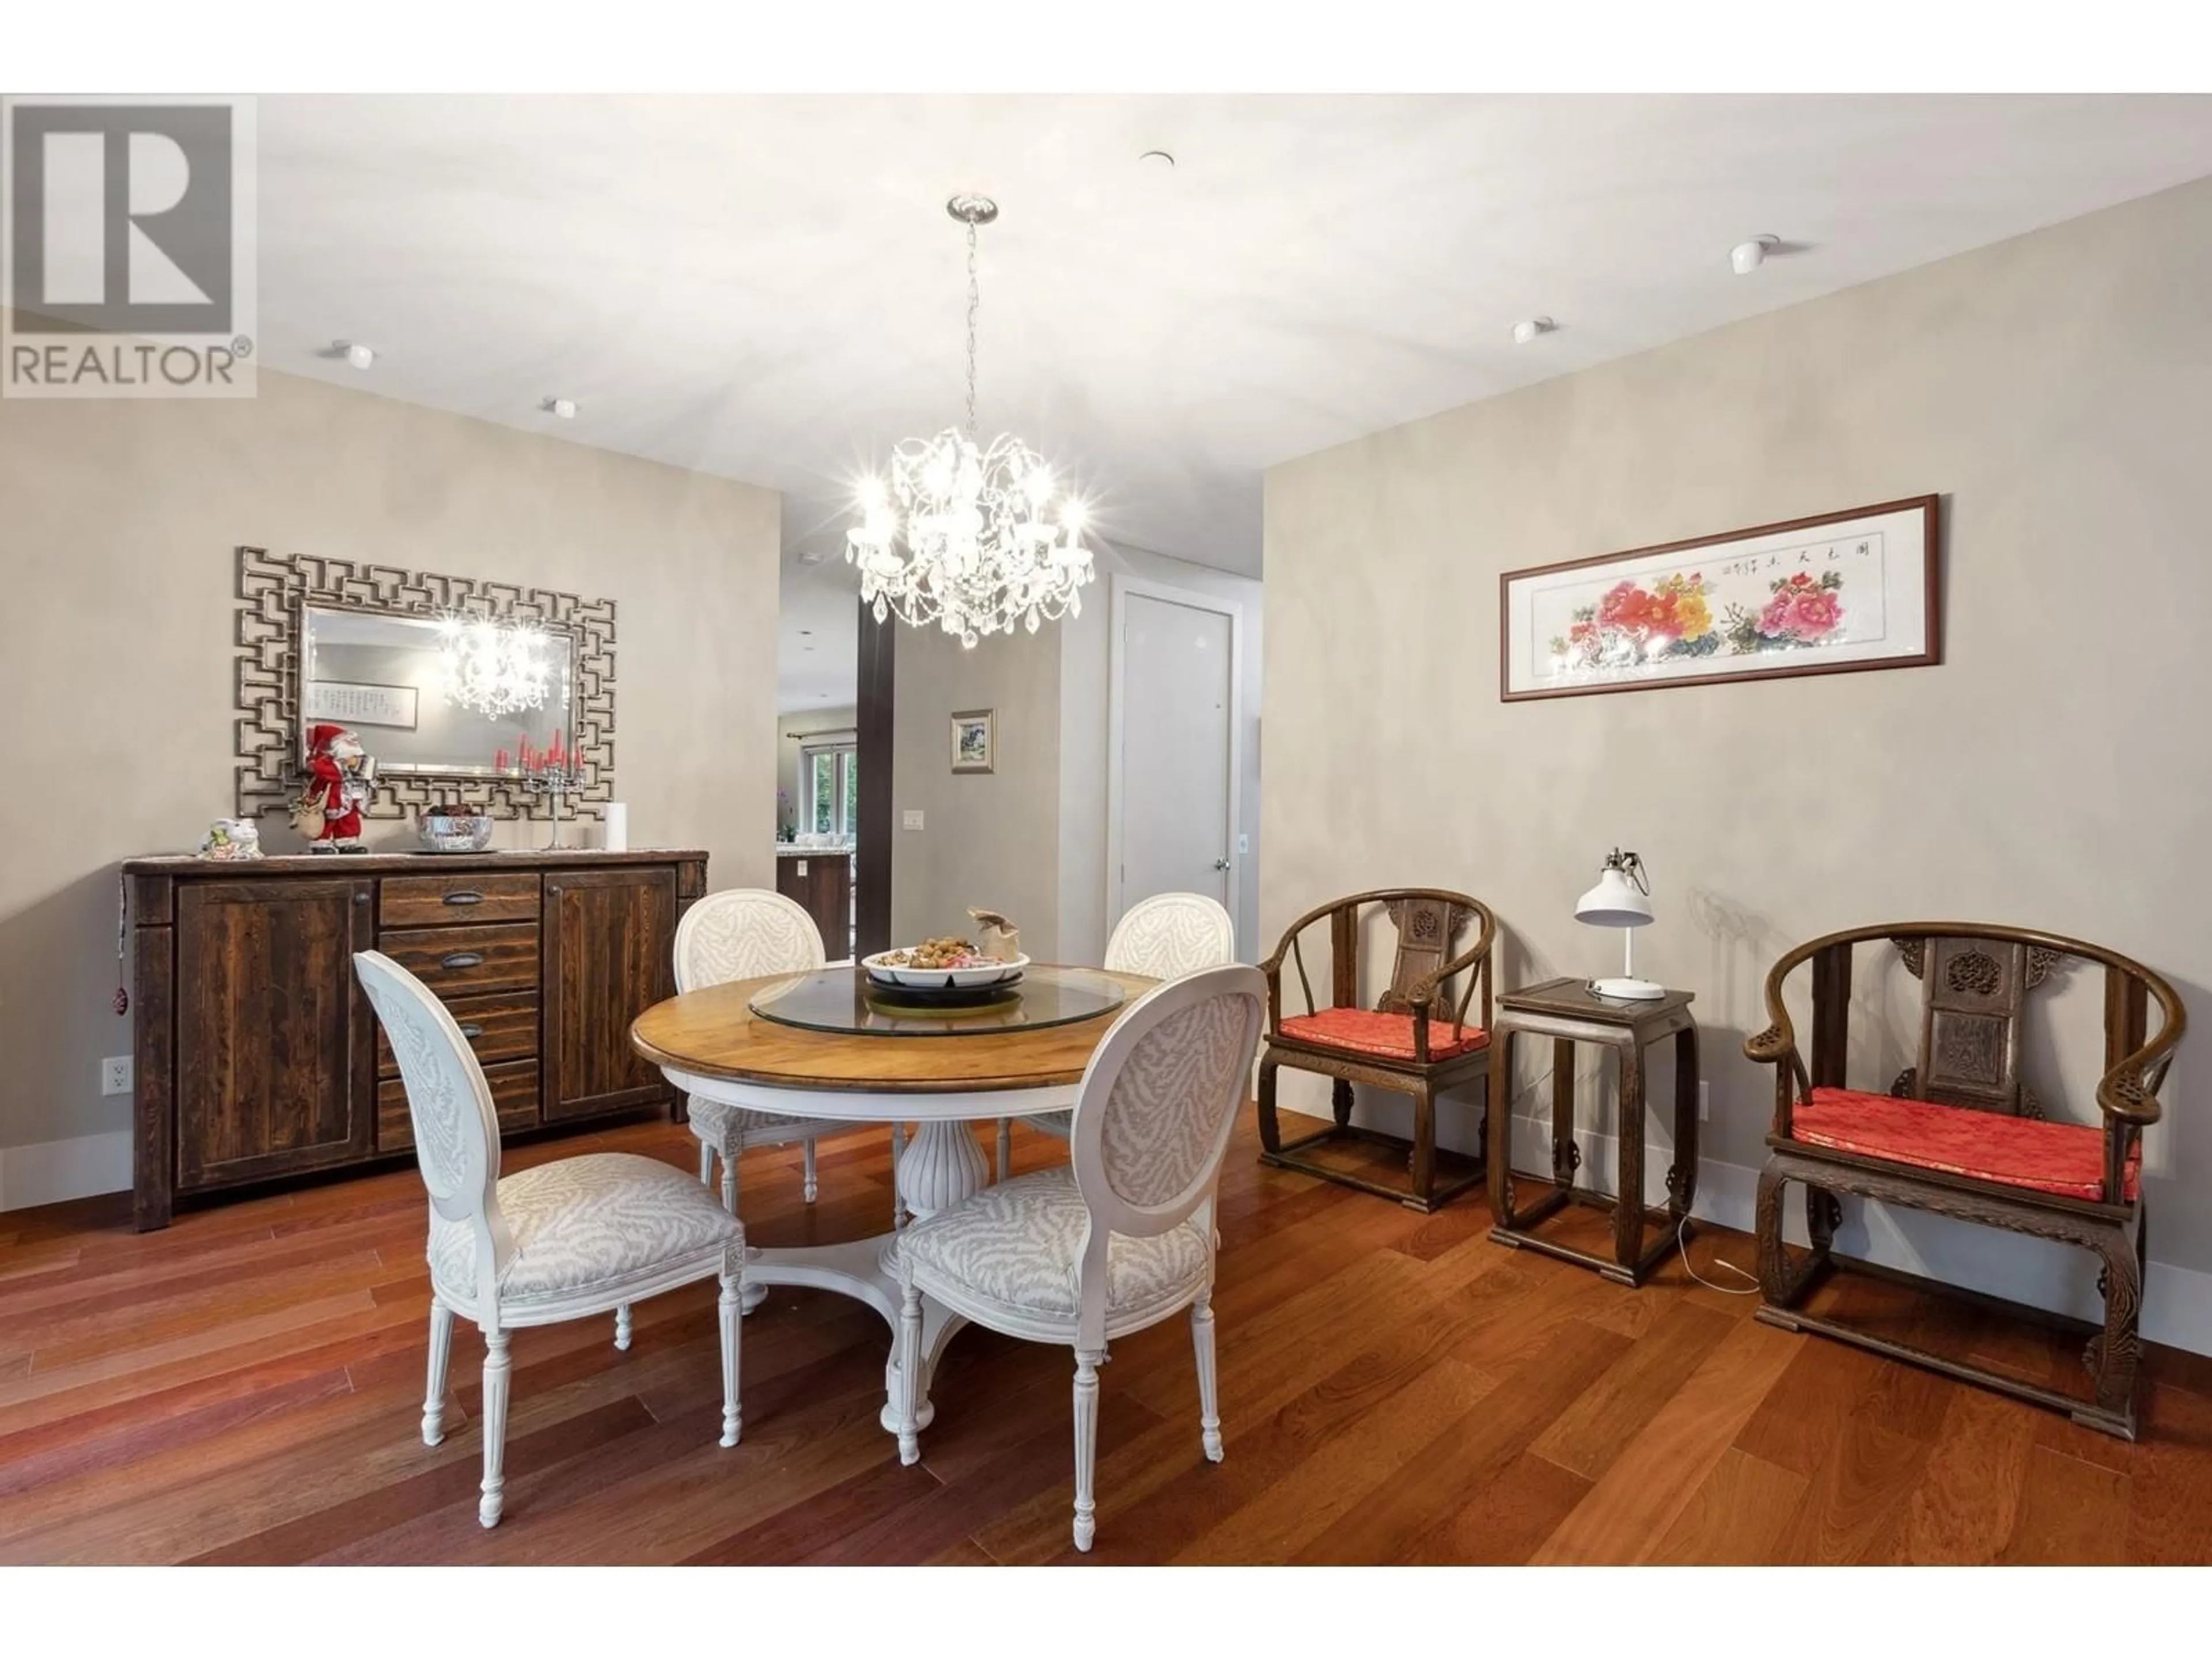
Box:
[677,889,906,1228]
[997,891,1238,1168]
[354,949,744,1529]
[895,964,1266,1552]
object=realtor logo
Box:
[3,95,257,397]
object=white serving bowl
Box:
[862,950,1029,990]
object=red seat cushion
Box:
[1277,1008,1488,1064]
[1790,1086,2137,1202]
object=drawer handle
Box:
[442,891,486,907]
[457,1022,485,1039]
[439,951,484,971]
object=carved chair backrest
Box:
[1321,890,1491,1028]
[1792,925,2183,1123]
[353,950,512,1308]
[1105,892,1237,980]
[675,887,826,994]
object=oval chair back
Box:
[354,949,512,1312]
[1104,891,1237,981]
[675,887,826,993]
[1067,965,1266,1335]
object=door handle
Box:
[439,952,484,971]
[457,1023,485,1039]
[1213,857,1232,872]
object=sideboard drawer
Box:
[380,1058,540,1153]
[378,922,540,995]
[377,991,537,1079]
[381,872,540,928]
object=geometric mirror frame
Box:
[233,544,616,822]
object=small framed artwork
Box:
[950,709,995,774]
[302,679,421,730]
[1499,495,1940,702]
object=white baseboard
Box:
[0,1130,132,1213]
[1278,1100,2212,1360]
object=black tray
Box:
[862,975,1024,1010]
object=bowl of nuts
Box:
[863,937,1028,990]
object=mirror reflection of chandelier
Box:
[438,616,551,718]
[847,194,1095,649]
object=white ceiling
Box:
[253,94,2212,710]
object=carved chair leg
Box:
[2087,1221,2145,1418]
[717,1247,744,1448]
[478,1327,512,1529]
[1807,1184,1842,1255]
[1331,1077,1355,1131]
[697,1140,714,1187]
[421,1297,453,1446]
[1755,1162,1809,1310]
[613,1303,632,1350]
[720,1141,740,1215]
[1256,1060,1282,1155]
[1072,1348,1104,1552]
[1408,1085,1437,1206]
[895,1280,924,1467]
[1192,1292,1224,1463]
[802,1138,819,1205]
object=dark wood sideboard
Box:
[122,848,707,1230]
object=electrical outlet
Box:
[1698,1081,1710,1122]
[101,1055,133,1096]
[902,809,925,831]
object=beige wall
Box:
[1263,177,2212,1346]
[0,352,781,1188]
[891,627,1062,960]
[777,705,858,837]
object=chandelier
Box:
[437,616,551,719]
[847,194,1095,648]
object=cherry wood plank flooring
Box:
[2,1114,2209,1565]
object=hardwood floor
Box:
[3,1113,2209,1565]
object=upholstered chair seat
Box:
[1277,1007,1488,1063]
[428,1152,743,1310]
[898,1166,1212,1327]
[1789,1086,2141,1203]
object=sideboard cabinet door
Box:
[175,877,376,1192]
[543,866,678,1122]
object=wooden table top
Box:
[1497,976,1696,1027]
[630,967,1158,1095]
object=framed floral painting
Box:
[1499,495,1940,702]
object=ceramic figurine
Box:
[198,817,263,861]
[294,723,377,853]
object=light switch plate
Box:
[1237,833,1250,855]
[101,1055,133,1096]
[902,809,925,831]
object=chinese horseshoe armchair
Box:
[1745,922,2186,1439]
[1256,889,1497,1211]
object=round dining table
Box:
[629,962,1155,1442]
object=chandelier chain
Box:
[964,219,980,438]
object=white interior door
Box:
[1116,590,1234,916]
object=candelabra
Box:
[521,765,585,849]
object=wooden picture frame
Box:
[950,709,995,774]
[1499,495,1941,702]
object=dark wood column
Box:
[854,599,896,957]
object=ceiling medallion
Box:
[847,194,1095,649]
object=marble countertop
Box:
[775,843,854,857]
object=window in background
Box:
[805,743,858,841]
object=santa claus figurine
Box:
[294,724,377,853]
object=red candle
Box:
[495,747,510,772]
[549,728,564,763]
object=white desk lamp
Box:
[1575,848,1664,1001]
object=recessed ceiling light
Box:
[542,396,578,420]
[1139,149,1175,168]
[1511,317,1557,346]
[1730,236,1781,275]
[337,340,375,370]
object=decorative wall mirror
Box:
[234,546,616,821]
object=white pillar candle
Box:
[603,802,628,852]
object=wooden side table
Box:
[1484,977,1699,1287]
